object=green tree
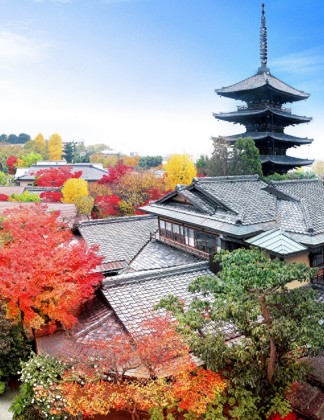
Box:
[231,137,263,176]
[9,191,41,202]
[0,171,14,186]
[63,142,75,163]
[157,249,323,417]
[0,303,31,394]
[207,137,233,176]
[138,155,163,169]
[16,152,42,168]
[195,154,209,176]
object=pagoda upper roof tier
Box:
[216,70,309,103]
[214,107,312,126]
[220,131,313,145]
[260,155,313,167]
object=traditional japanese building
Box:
[214,3,313,175]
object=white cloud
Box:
[0,30,49,69]
[272,49,324,75]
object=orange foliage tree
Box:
[0,205,103,331]
[114,170,169,209]
[28,316,226,419]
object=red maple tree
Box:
[35,166,82,187]
[39,191,63,202]
[0,204,103,331]
[6,155,18,174]
[98,160,133,185]
[0,194,9,201]
[93,194,121,218]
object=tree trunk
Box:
[259,294,277,383]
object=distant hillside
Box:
[0,133,31,144]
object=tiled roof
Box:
[287,381,324,420]
[127,240,201,272]
[270,180,324,237]
[79,215,158,266]
[214,108,311,125]
[25,186,61,196]
[216,71,309,100]
[0,186,25,197]
[260,155,313,166]
[102,262,213,336]
[16,163,109,182]
[222,131,313,145]
[142,176,324,248]
[145,176,276,232]
[36,295,127,359]
[0,202,77,227]
[246,229,307,255]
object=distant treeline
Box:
[0,133,31,144]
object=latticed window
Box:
[159,219,220,254]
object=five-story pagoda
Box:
[214,3,313,176]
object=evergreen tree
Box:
[63,142,75,163]
[207,137,233,176]
[157,249,323,417]
[231,136,263,176]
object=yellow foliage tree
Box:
[48,133,63,161]
[62,178,88,204]
[33,133,47,158]
[164,154,197,190]
[24,133,47,158]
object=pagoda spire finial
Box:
[259,3,270,73]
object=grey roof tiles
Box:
[216,72,309,100]
[141,176,324,248]
[16,163,109,182]
[222,131,313,145]
[79,215,158,268]
[102,262,213,335]
[128,240,200,272]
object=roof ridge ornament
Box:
[258,3,270,74]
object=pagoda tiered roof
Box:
[216,71,309,103]
[260,155,314,169]
[220,132,313,146]
[212,4,313,175]
[214,107,311,126]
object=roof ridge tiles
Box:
[269,179,319,186]
[102,261,210,289]
[79,214,156,227]
[196,174,260,182]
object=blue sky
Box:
[0,0,323,160]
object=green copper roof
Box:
[246,229,307,256]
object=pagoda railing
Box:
[237,104,291,113]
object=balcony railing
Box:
[237,104,292,113]
[159,236,209,260]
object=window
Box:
[196,231,206,251]
[185,227,195,247]
[165,222,172,238]
[159,219,220,254]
